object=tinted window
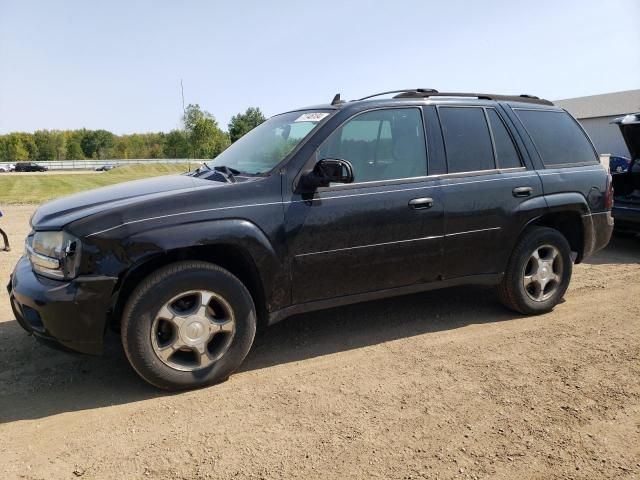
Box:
[439,107,495,173]
[318,108,427,183]
[515,109,598,166]
[487,109,521,169]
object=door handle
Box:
[512,186,533,198]
[409,197,433,210]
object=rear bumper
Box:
[7,256,117,355]
[612,203,640,231]
[580,210,614,261]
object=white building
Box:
[555,89,640,158]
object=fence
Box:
[0,159,205,171]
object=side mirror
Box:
[301,159,354,189]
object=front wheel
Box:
[497,227,573,315]
[121,261,256,390]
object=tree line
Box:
[0,105,266,161]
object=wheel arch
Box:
[108,219,283,332]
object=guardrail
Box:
[0,159,204,171]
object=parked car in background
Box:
[8,88,613,390]
[610,155,631,173]
[14,162,48,172]
[0,163,16,172]
[95,164,116,171]
[611,113,640,232]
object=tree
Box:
[1,133,36,161]
[228,107,266,143]
[163,130,189,158]
[34,130,65,160]
[80,130,115,159]
[182,104,230,158]
[0,102,244,161]
[65,141,84,160]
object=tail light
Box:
[604,174,614,209]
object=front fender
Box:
[85,218,286,311]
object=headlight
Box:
[26,231,82,280]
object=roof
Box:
[554,89,640,119]
[293,89,557,113]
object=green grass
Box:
[0,164,192,204]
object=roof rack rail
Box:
[392,90,554,106]
[357,88,439,101]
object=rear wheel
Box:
[497,227,572,314]
[121,261,256,390]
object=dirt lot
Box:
[0,204,638,480]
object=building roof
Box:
[555,89,640,119]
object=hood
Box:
[31,174,225,230]
[612,113,640,160]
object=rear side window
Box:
[438,107,495,173]
[514,109,598,166]
[486,109,522,169]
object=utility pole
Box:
[181,79,190,172]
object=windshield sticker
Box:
[294,112,329,122]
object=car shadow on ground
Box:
[0,285,518,424]
[582,232,639,266]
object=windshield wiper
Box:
[213,165,241,183]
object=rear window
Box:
[439,107,495,173]
[514,109,598,167]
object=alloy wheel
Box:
[522,244,563,302]
[150,290,235,371]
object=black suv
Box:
[14,162,48,172]
[8,89,613,390]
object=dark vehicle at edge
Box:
[95,164,116,171]
[611,113,640,232]
[7,89,614,390]
[14,162,48,172]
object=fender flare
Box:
[112,218,285,312]
[514,192,591,263]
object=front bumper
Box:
[7,256,118,355]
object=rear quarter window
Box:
[514,109,598,167]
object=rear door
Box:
[431,104,544,279]
[284,107,444,304]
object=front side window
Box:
[514,109,598,167]
[317,108,427,183]
[207,110,330,174]
[439,107,495,173]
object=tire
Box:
[121,261,256,390]
[496,226,573,315]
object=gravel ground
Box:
[0,205,638,480]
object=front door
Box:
[284,107,444,305]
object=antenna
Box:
[180,79,190,172]
[180,79,186,114]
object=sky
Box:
[0,0,638,135]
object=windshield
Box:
[206,110,331,175]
